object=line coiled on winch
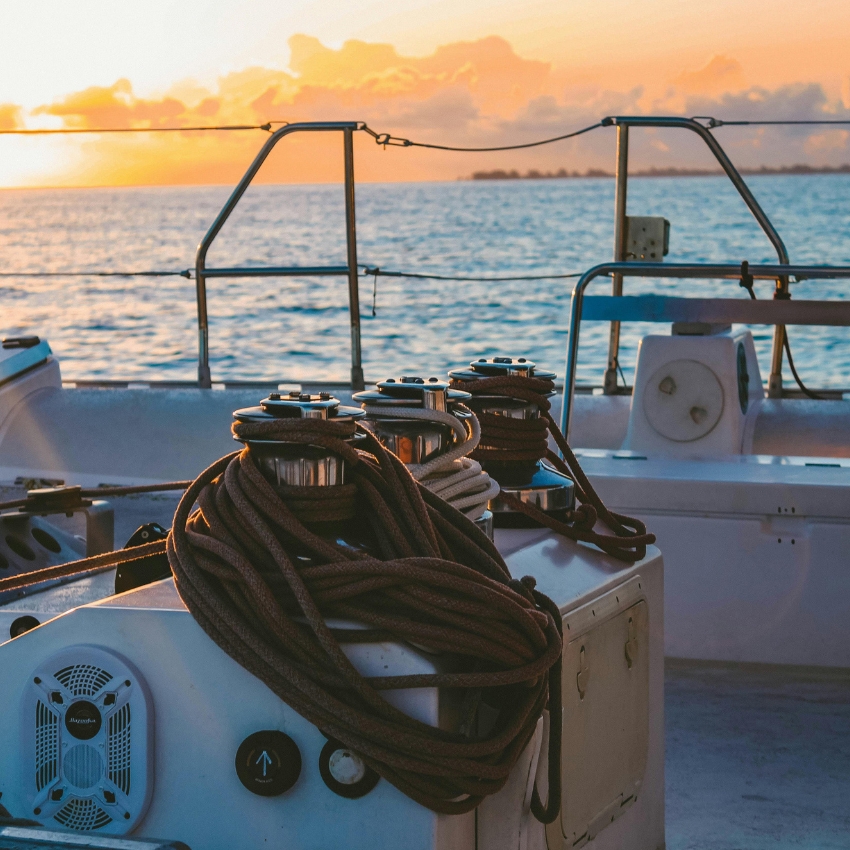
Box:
[449,374,656,563]
[167,416,562,820]
[360,402,500,520]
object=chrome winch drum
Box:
[353,377,472,464]
[354,376,495,537]
[448,357,575,526]
[233,391,366,489]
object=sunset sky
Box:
[2,0,849,186]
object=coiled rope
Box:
[359,402,500,520]
[449,374,656,563]
[167,416,563,820]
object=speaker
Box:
[21,646,153,834]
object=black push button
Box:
[319,739,379,799]
[64,700,101,740]
[235,731,301,797]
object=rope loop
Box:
[449,374,656,563]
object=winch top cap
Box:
[448,357,557,382]
[233,391,366,423]
[353,375,472,407]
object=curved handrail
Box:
[560,261,850,439]
[604,117,789,266]
[195,121,365,388]
[601,116,791,396]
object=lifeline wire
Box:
[2,115,847,142]
[0,267,583,282]
[362,267,582,282]
[0,124,273,135]
[362,121,604,151]
[0,270,191,278]
[698,117,850,128]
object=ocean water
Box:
[1,174,849,387]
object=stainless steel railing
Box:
[194,122,366,390]
[560,261,850,439]
[599,117,791,398]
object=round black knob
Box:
[64,700,102,740]
[319,739,379,799]
[235,731,301,797]
[9,615,40,639]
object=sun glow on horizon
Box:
[2,0,850,188]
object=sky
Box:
[1,0,849,186]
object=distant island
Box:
[468,164,850,180]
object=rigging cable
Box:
[0,124,273,135]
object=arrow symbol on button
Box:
[256,750,273,777]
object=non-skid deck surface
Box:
[666,659,850,850]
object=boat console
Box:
[0,533,663,849]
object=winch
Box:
[447,357,575,527]
[233,390,366,487]
[353,376,499,536]
[232,391,377,556]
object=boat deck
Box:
[1,487,848,848]
[666,659,850,849]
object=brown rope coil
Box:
[167,416,563,819]
[449,374,656,563]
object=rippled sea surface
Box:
[1,175,849,387]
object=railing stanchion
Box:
[604,124,629,394]
[343,128,365,391]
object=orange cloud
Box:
[3,35,850,188]
[674,55,746,97]
[36,78,216,129]
[0,103,23,130]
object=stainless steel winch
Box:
[447,357,575,526]
[231,391,380,556]
[233,391,366,488]
[353,376,496,536]
[352,377,472,463]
